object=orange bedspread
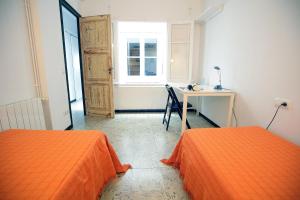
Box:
[0,129,131,200]
[162,127,300,200]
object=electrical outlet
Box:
[274,97,291,109]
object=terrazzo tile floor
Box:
[71,100,213,200]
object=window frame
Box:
[118,22,167,84]
[127,39,141,76]
[144,38,158,76]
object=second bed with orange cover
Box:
[0,129,131,200]
[162,127,300,200]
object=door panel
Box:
[170,43,189,81]
[171,24,190,42]
[85,84,110,115]
[169,23,192,83]
[84,53,110,81]
[81,18,109,50]
[80,15,114,117]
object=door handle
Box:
[108,68,112,74]
[87,57,92,71]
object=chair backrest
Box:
[165,84,183,113]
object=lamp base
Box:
[214,85,223,90]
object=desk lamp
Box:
[214,66,222,90]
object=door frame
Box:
[59,0,86,129]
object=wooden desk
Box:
[174,85,235,133]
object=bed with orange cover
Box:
[162,127,300,200]
[0,129,130,200]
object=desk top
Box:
[170,83,235,96]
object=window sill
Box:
[114,82,165,87]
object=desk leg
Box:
[226,95,235,127]
[196,96,200,114]
[181,94,188,134]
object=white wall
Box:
[201,0,300,145]
[0,0,36,105]
[31,0,71,129]
[66,0,80,12]
[80,0,202,21]
[114,86,167,110]
[80,0,204,109]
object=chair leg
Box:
[162,108,167,124]
[166,108,172,131]
[162,95,170,124]
[186,119,191,129]
[176,108,191,129]
[176,108,183,120]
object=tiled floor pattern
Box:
[71,100,213,200]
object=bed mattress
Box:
[0,129,130,200]
[162,127,300,200]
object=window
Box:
[127,39,140,76]
[144,39,157,76]
[118,22,167,84]
[127,38,157,76]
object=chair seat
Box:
[170,102,193,109]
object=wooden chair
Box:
[163,84,192,131]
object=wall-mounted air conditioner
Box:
[196,4,224,24]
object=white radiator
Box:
[0,98,46,131]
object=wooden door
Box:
[80,15,114,117]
